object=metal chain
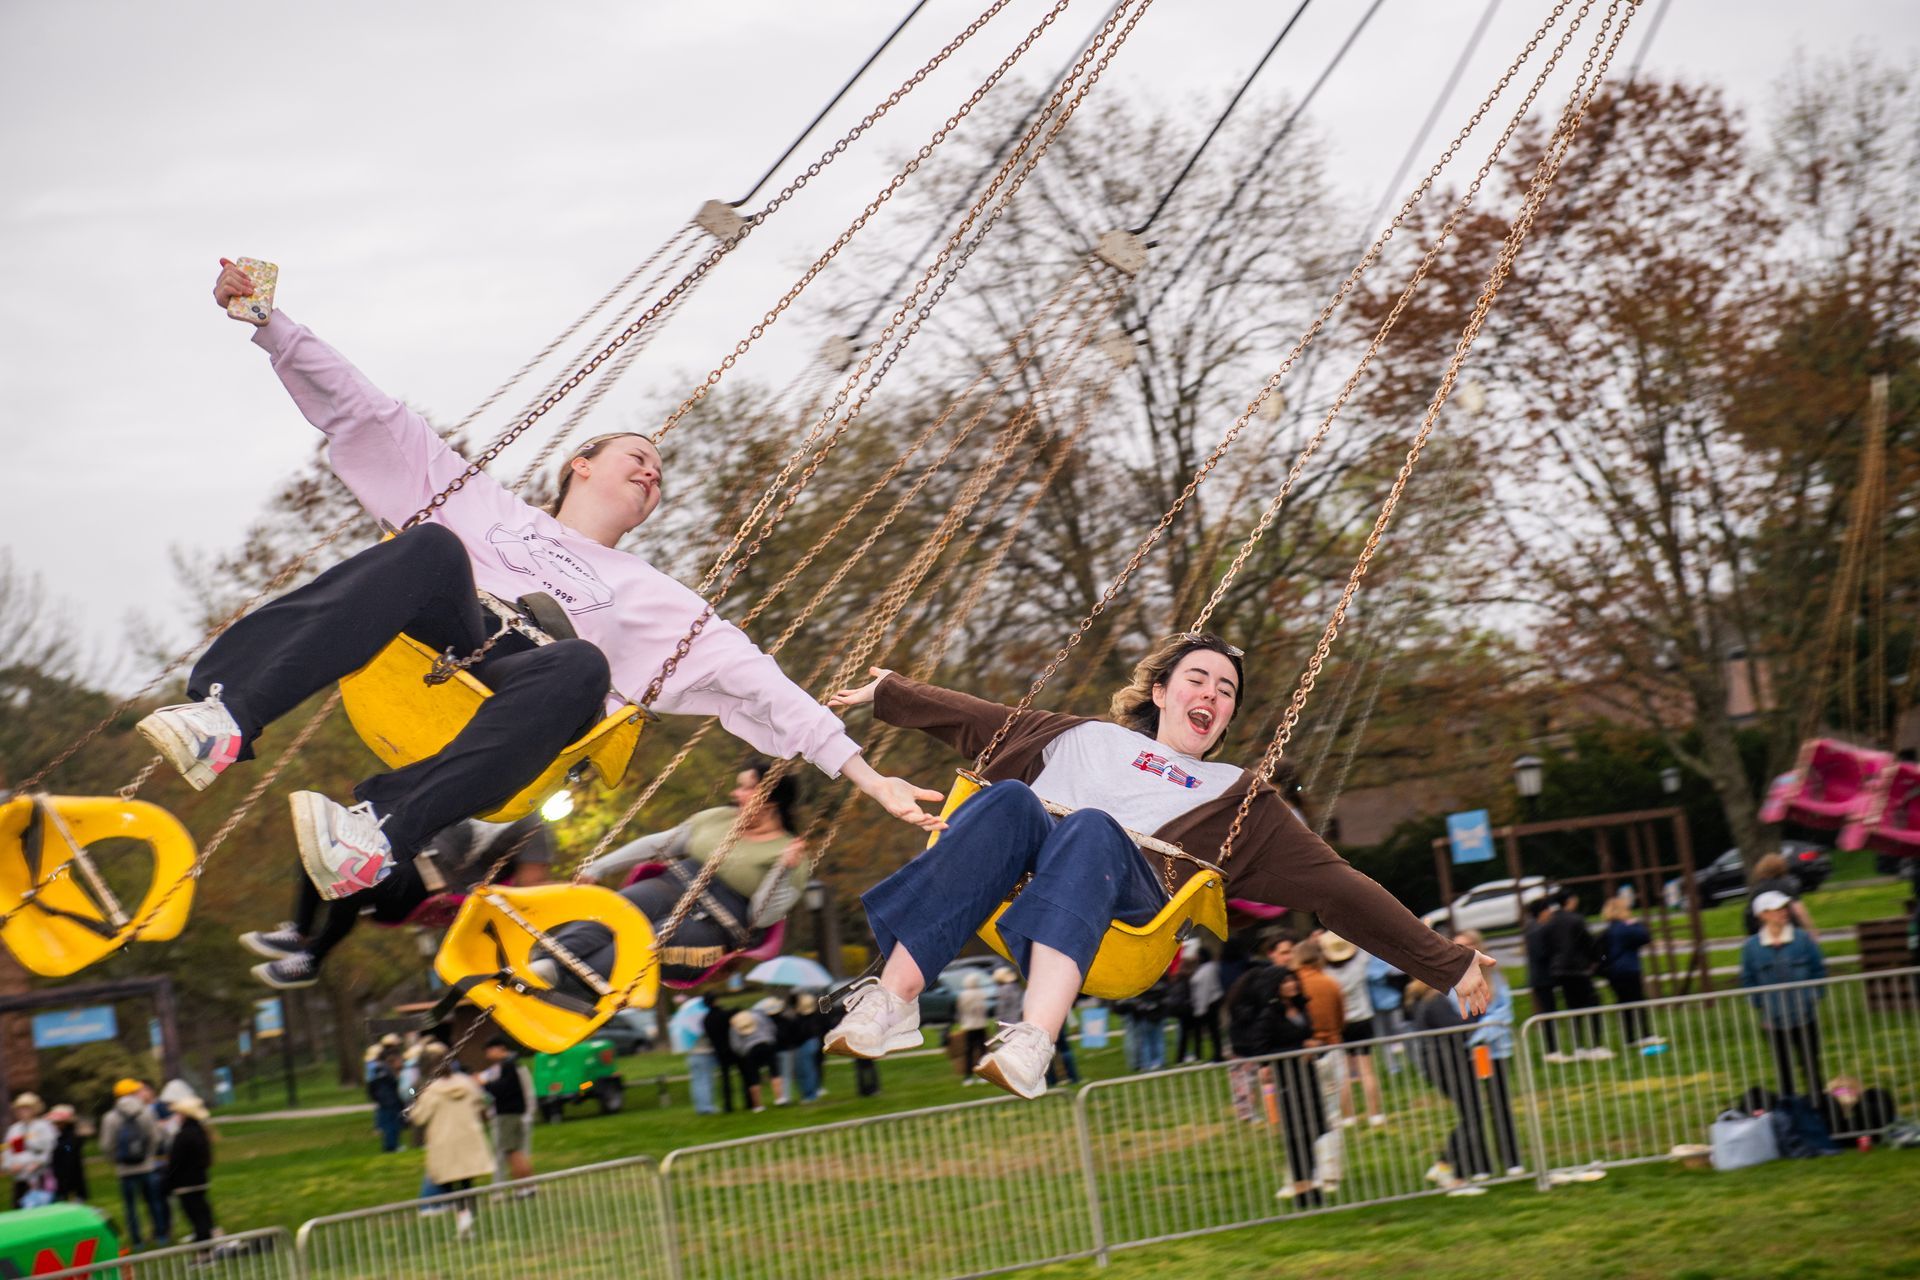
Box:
[750,268,1112,645]
[395,0,1037,531]
[1216,0,1637,867]
[638,1,1147,718]
[564,265,1119,882]
[969,0,1588,773]
[692,3,1107,599]
[112,690,345,945]
[801,382,1108,878]
[651,0,1078,446]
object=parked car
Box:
[596,1008,656,1057]
[1420,876,1558,934]
[1664,841,1832,908]
[916,955,1003,1027]
[531,1037,624,1122]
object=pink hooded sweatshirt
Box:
[250,313,860,778]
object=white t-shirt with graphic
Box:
[1032,721,1244,836]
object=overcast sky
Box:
[2,0,1913,685]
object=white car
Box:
[1420,876,1558,934]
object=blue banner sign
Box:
[31,1006,118,1049]
[1447,809,1496,864]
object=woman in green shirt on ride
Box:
[546,759,807,983]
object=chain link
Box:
[1216,0,1637,867]
[971,0,1589,773]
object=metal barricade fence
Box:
[295,1155,671,1280]
[35,1228,296,1280]
[1517,966,1920,1184]
[659,1093,1095,1280]
[1076,1018,1535,1259]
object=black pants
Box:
[175,1189,215,1243]
[190,525,610,856]
[1271,1058,1325,1183]
[1608,971,1647,1044]
[295,860,439,964]
[1482,1057,1522,1172]
[1531,984,1560,1053]
[1557,975,1599,1048]
[1177,1005,1220,1063]
[1767,1021,1823,1099]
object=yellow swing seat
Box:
[432,884,661,1055]
[0,794,198,977]
[339,632,644,823]
[931,772,1230,1002]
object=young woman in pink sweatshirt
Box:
[137,261,943,901]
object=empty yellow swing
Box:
[931,772,1228,1001]
[431,883,660,1054]
[0,794,198,977]
[338,590,646,822]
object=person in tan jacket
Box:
[409,1043,495,1236]
[822,633,1495,1100]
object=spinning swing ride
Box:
[6,0,1654,1065]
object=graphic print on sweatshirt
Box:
[1034,721,1243,837]
[487,524,615,613]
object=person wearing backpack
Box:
[100,1078,171,1248]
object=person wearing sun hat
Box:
[1740,888,1828,1098]
[4,1092,56,1208]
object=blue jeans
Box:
[118,1170,170,1245]
[796,1037,823,1100]
[1126,1015,1166,1072]
[687,1052,718,1115]
[863,781,1167,983]
[375,1105,405,1152]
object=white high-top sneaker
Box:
[973,1021,1053,1100]
[135,683,243,791]
[289,792,394,900]
[822,979,922,1059]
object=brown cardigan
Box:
[873,673,1475,994]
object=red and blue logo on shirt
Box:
[1131,751,1202,789]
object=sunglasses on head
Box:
[1176,631,1245,659]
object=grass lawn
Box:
[1013,1150,1920,1280]
[1693,877,1911,941]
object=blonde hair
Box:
[547,432,652,516]
[1108,633,1247,753]
[1455,928,1485,949]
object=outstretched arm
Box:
[1229,803,1493,1014]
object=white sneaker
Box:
[1446,1185,1487,1197]
[973,1022,1052,1100]
[136,683,243,791]
[822,979,922,1059]
[1424,1161,1456,1186]
[240,923,305,959]
[1368,1114,1387,1128]
[1339,1115,1360,1129]
[1577,1046,1616,1062]
[454,1208,474,1238]
[1544,1051,1575,1065]
[290,792,394,900]
[1634,1036,1667,1049]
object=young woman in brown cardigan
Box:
[823,633,1494,1098]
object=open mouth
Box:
[1187,708,1214,735]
